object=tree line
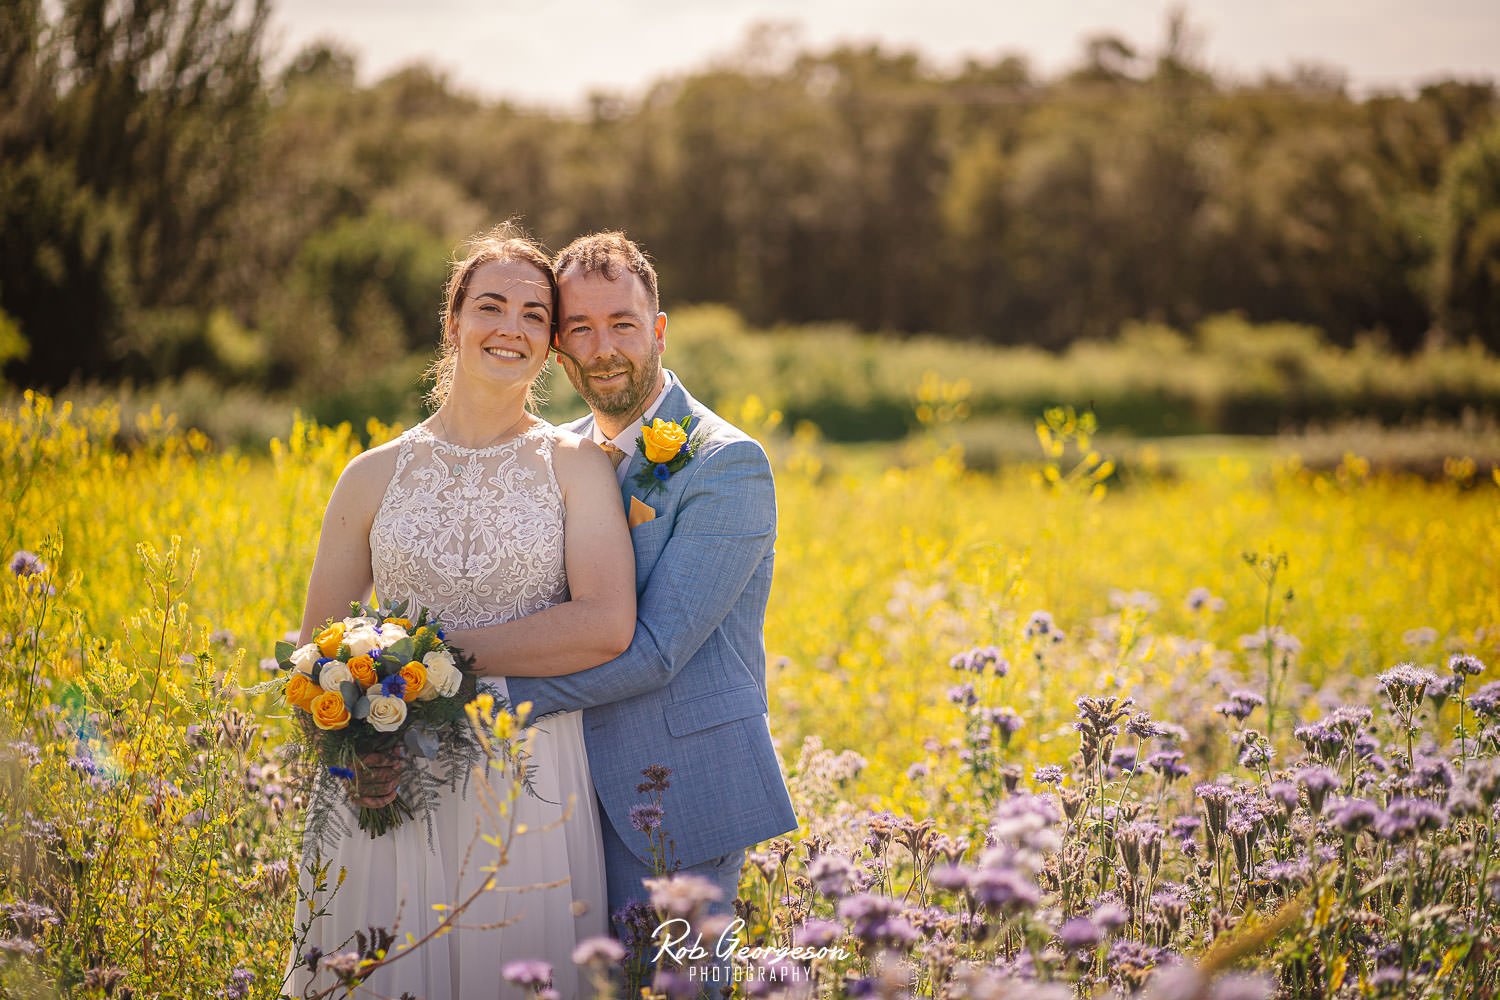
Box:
[3,2,1499,400]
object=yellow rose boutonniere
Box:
[632,416,699,497]
[641,418,689,463]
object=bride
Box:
[286,225,635,999]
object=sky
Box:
[269,0,1500,109]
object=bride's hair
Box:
[425,221,558,411]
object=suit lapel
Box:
[617,374,693,508]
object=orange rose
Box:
[314,621,346,657]
[348,655,379,689]
[285,673,320,712]
[399,661,426,703]
[310,690,351,730]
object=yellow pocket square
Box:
[628,496,657,529]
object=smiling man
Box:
[452,231,799,962]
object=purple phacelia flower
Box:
[1267,780,1299,813]
[794,919,843,949]
[1214,690,1264,722]
[947,683,978,708]
[1238,627,1301,655]
[644,874,723,918]
[628,803,663,833]
[1469,681,1500,720]
[1185,587,1225,613]
[1146,749,1190,781]
[1377,663,1441,707]
[1025,611,1064,642]
[501,960,553,988]
[807,853,857,897]
[1057,916,1100,952]
[1374,797,1448,842]
[968,867,1040,915]
[572,936,627,966]
[1295,766,1339,813]
[1126,710,1164,740]
[1325,797,1379,836]
[1449,653,1485,677]
[1402,627,1438,648]
[8,551,45,577]
[949,645,1008,676]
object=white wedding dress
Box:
[288,420,607,1000]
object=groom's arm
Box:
[505,439,775,716]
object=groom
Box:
[505,232,797,926]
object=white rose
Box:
[423,651,462,697]
[416,682,439,702]
[375,624,409,649]
[343,625,381,658]
[290,643,321,676]
[366,694,408,732]
[342,615,377,630]
[318,661,354,692]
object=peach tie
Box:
[600,442,627,469]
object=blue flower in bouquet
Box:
[329,765,355,781]
[380,673,407,700]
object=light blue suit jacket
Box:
[506,375,799,868]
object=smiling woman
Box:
[425,222,559,419]
[283,222,636,998]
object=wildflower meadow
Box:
[2,390,1498,999]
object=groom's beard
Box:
[569,351,662,423]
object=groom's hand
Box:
[348,749,403,809]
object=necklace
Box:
[433,407,531,473]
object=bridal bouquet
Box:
[272,600,481,840]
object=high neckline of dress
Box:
[410,419,547,456]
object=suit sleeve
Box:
[505,438,775,715]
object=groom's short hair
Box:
[553,231,659,314]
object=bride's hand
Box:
[348,749,403,808]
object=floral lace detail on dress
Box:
[370,421,568,632]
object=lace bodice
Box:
[370,421,569,630]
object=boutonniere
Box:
[632,416,699,496]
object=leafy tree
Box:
[1434,121,1500,348]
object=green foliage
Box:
[1435,120,1500,343]
[1,0,269,389]
[651,307,1500,442]
[3,11,1500,402]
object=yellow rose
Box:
[399,661,426,703]
[348,655,379,689]
[285,673,320,712]
[310,690,351,730]
[384,616,412,629]
[641,418,688,464]
[314,621,346,657]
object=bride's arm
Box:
[453,437,635,676]
[296,448,390,643]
